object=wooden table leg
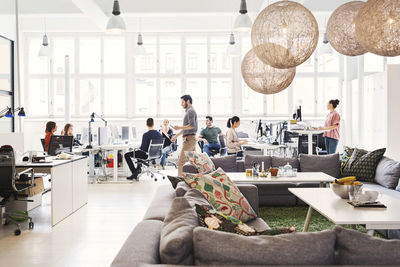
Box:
[303,206,313,232]
[367,229,374,236]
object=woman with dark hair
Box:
[62,123,82,146]
[226,116,248,157]
[44,121,57,152]
[319,99,341,154]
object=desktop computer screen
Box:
[81,128,89,144]
[98,127,109,145]
[131,127,137,140]
[122,126,129,140]
[110,125,120,140]
[48,135,73,156]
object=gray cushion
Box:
[184,188,213,209]
[211,155,237,172]
[397,179,400,192]
[193,227,336,266]
[182,163,199,174]
[160,198,198,265]
[272,156,299,169]
[300,153,340,178]
[244,155,272,170]
[246,218,270,232]
[143,185,175,221]
[111,220,163,267]
[334,226,400,265]
[374,156,400,189]
[175,181,191,197]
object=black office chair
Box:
[0,145,35,235]
[298,134,318,155]
[198,135,227,157]
[137,139,165,182]
[316,133,328,155]
[40,138,46,151]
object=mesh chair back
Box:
[218,135,226,149]
[147,139,164,160]
[40,139,46,151]
[0,146,16,193]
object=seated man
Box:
[198,116,225,156]
[124,118,162,180]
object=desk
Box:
[16,156,88,226]
[289,129,325,155]
[244,142,286,156]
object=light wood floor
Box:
[0,174,170,267]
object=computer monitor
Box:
[122,126,129,140]
[81,128,89,144]
[110,125,120,140]
[131,127,137,140]
[48,135,73,156]
[293,106,302,121]
[98,127,109,145]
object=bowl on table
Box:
[330,183,362,199]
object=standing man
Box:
[171,95,198,176]
[198,116,225,156]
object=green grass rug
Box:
[259,206,384,237]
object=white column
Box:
[64,55,71,122]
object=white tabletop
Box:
[289,188,400,229]
[227,172,335,183]
[290,129,325,135]
[16,155,87,168]
[244,142,286,151]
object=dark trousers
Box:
[325,137,339,154]
[124,150,147,174]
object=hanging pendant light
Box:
[227,32,241,57]
[234,0,252,32]
[38,18,51,59]
[319,33,333,56]
[136,33,147,55]
[106,0,126,33]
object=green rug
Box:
[259,206,384,237]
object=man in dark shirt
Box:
[125,118,162,180]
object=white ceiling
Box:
[0,0,360,15]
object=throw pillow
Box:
[193,227,336,266]
[341,148,368,176]
[167,175,184,189]
[183,168,257,222]
[210,155,237,172]
[344,148,386,182]
[334,226,400,265]
[299,154,340,178]
[374,157,400,189]
[244,155,272,170]
[175,181,191,197]
[185,151,215,174]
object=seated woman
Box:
[44,121,57,152]
[226,116,247,158]
[159,119,174,169]
[62,123,82,146]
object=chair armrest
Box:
[16,168,34,183]
[237,184,259,215]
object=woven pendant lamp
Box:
[327,1,367,56]
[241,49,296,95]
[251,1,319,69]
[355,0,400,57]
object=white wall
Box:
[387,65,400,162]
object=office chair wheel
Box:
[29,222,34,229]
[14,229,21,236]
[154,178,158,182]
[162,176,165,179]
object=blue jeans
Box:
[160,146,173,167]
[325,137,339,154]
[203,142,221,156]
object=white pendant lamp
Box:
[136,33,147,55]
[234,0,252,32]
[106,0,126,33]
[319,33,333,56]
[38,18,51,59]
[227,32,241,57]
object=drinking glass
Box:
[348,185,363,203]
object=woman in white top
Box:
[226,116,248,157]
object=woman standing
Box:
[226,116,248,157]
[319,99,341,154]
[44,121,57,152]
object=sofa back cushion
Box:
[244,155,272,170]
[272,156,299,169]
[300,153,340,178]
[374,156,400,189]
[193,227,336,266]
[334,226,400,265]
[185,151,215,174]
[210,155,237,172]
[175,181,191,197]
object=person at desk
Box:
[61,123,82,147]
[226,116,247,157]
[124,118,162,180]
[44,121,57,152]
[198,116,225,156]
[159,119,174,169]
[318,99,341,154]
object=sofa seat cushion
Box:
[211,155,237,172]
[143,185,175,221]
[185,151,215,174]
[244,155,272,170]
[362,182,400,200]
[374,156,400,189]
[334,226,400,265]
[299,154,340,178]
[111,220,163,267]
[272,157,299,169]
[193,227,336,266]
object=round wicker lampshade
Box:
[241,48,296,95]
[355,0,400,57]
[251,1,319,69]
[327,1,367,56]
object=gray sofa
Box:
[111,182,400,267]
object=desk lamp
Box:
[86,112,108,149]
[0,107,26,118]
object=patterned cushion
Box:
[340,146,355,171]
[342,148,386,182]
[183,168,257,222]
[185,151,216,174]
[341,148,368,176]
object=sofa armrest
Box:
[182,163,199,174]
[237,184,259,215]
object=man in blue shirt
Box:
[125,118,162,180]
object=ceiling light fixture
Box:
[227,32,241,57]
[38,18,51,59]
[319,33,333,56]
[234,0,252,32]
[135,18,147,56]
[106,0,126,33]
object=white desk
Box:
[16,156,88,226]
[244,142,286,156]
[289,129,325,155]
[289,188,400,235]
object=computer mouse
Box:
[23,156,29,162]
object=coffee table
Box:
[227,172,335,187]
[289,188,400,235]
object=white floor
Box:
[0,174,171,267]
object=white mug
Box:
[364,191,380,202]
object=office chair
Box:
[164,141,178,169]
[0,145,35,236]
[198,135,227,157]
[137,139,166,182]
[316,133,328,155]
[40,138,46,151]
[298,134,318,155]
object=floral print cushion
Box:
[183,168,257,222]
[185,151,216,174]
